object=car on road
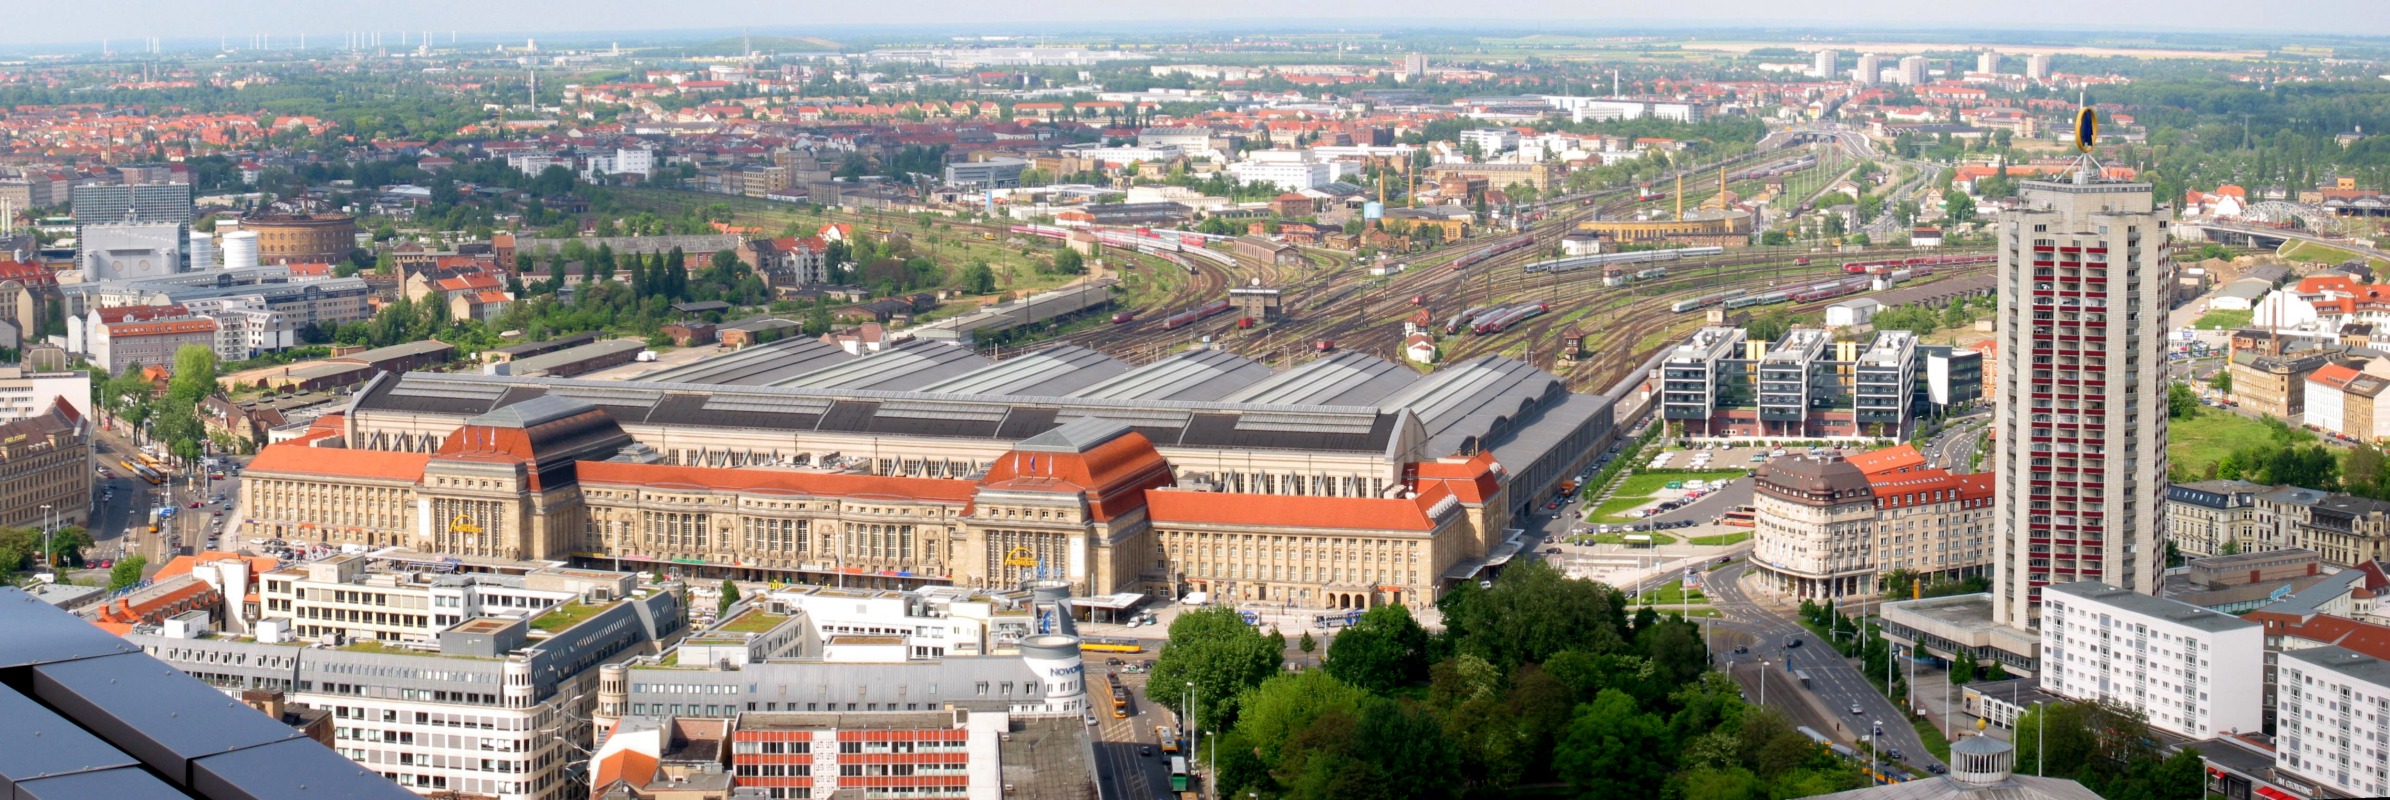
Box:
[1733,645,1748,654]
[1784,637,1803,648]
[1889,749,1903,761]
[1107,657,1125,665]
[1139,746,1153,757]
[1849,703,1863,715]
[1926,764,1947,774]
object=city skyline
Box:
[7,0,2390,47]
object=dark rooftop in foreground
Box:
[0,587,415,800]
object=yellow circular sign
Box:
[2073,108,2099,154]
[1003,546,1038,568]
[448,513,483,534]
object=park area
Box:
[1586,467,1748,523]
[2280,240,2389,271]
[2192,308,2253,330]
[2168,408,2283,478]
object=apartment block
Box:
[2275,646,2390,797]
[1661,326,1934,440]
[2039,581,2264,739]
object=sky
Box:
[7,0,2389,46]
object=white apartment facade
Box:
[1991,174,2173,627]
[2276,646,2390,798]
[0,365,89,422]
[2038,581,2263,738]
[1459,129,1520,154]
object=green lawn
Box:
[1579,531,1680,546]
[1589,496,1657,523]
[2167,409,2290,478]
[1910,715,1953,763]
[2191,309,2254,330]
[717,610,789,633]
[1688,532,1754,546]
[1613,469,1749,499]
[530,601,608,632]
[2280,240,2388,269]
[1634,579,1707,605]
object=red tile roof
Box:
[2311,362,2363,390]
[1147,484,1450,532]
[1412,452,1503,505]
[1847,444,1927,477]
[2242,611,2390,661]
[976,432,1177,522]
[246,443,431,482]
[577,461,979,504]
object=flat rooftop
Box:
[2045,581,2259,634]
[2282,645,2390,688]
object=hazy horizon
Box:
[6,0,2389,48]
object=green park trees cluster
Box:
[0,525,92,573]
[2011,701,2209,800]
[1146,560,1870,800]
[93,345,223,464]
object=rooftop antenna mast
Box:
[2070,88,2102,185]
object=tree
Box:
[1637,614,1709,686]
[1943,191,1977,225]
[1325,603,1431,693]
[1050,248,1085,275]
[1949,654,1977,685]
[1145,606,1284,730]
[1555,689,1671,797]
[2166,383,2200,420]
[2209,370,2232,394]
[1437,559,1631,671]
[1234,669,1369,765]
[960,262,996,294]
[109,555,149,591]
[1745,308,1794,343]
[1297,630,1317,663]
[717,579,741,616]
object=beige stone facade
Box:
[0,400,90,532]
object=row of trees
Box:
[1147,560,1870,800]
[92,345,224,463]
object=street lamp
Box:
[2033,699,2045,778]
[39,504,52,570]
[1759,658,1768,707]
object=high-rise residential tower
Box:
[2027,53,2054,81]
[1977,50,2001,75]
[1814,49,1840,80]
[1897,56,1929,86]
[1855,53,1885,86]
[1990,163,2173,627]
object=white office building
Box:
[1459,128,1520,154]
[0,365,90,423]
[2038,581,2263,738]
[1227,155,1337,192]
[2276,646,2390,798]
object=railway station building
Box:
[1575,208,1754,248]
[232,346,1614,612]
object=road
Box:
[1920,413,1991,472]
[1705,560,1944,775]
[1091,661,1178,800]
[85,422,246,572]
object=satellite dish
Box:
[2074,108,2098,153]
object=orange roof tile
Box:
[577,461,978,504]
[247,443,431,482]
[1147,487,1444,532]
[2312,362,2363,390]
[1846,444,1926,477]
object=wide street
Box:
[1706,560,1943,776]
